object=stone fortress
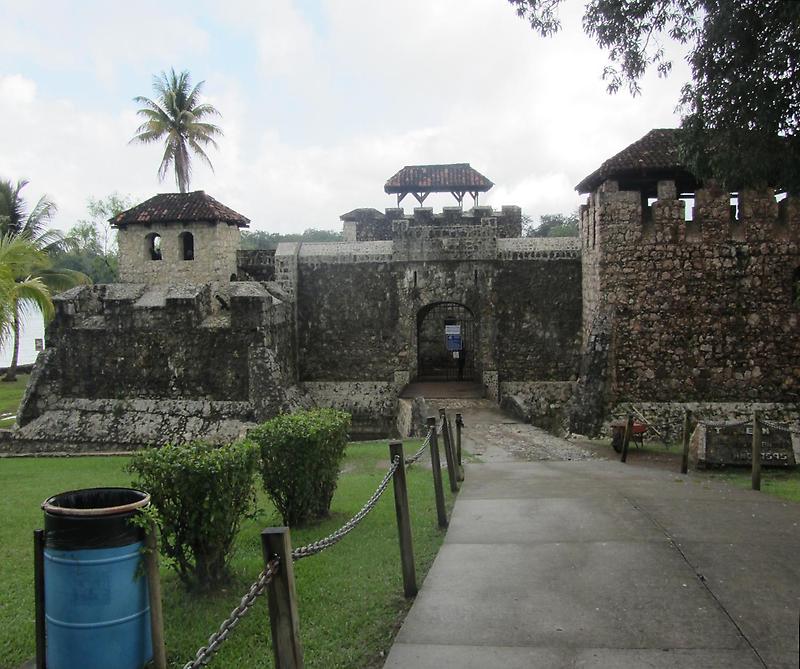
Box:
[5,129,800,452]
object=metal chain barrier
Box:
[291,455,400,561]
[405,430,432,466]
[697,418,752,429]
[180,452,404,666]
[182,558,280,669]
[762,419,796,433]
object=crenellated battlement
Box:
[343,205,522,243]
[577,172,800,426]
[581,179,800,249]
[50,282,288,336]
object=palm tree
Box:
[130,69,223,193]
[0,180,89,381]
[0,235,54,366]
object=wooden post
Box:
[144,525,167,669]
[427,417,449,529]
[389,441,417,598]
[438,408,459,493]
[752,411,762,492]
[261,528,304,669]
[34,529,46,669]
[620,414,633,463]
[681,409,692,475]
[455,413,464,481]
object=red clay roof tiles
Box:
[384,163,493,194]
[109,191,250,227]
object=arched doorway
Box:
[416,302,476,381]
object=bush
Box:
[127,440,259,590]
[249,409,351,526]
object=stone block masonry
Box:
[576,180,800,433]
[14,281,307,451]
[117,220,242,284]
[293,207,582,433]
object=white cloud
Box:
[0,0,695,234]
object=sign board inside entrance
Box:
[445,324,462,351]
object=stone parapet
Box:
[496,237,581,260]
[298,241,394,264]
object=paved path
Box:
[384,402,800,668]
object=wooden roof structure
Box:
[575,129,699,195]
[109,191,250,228]
[384,163,494,206]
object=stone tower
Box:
[110,191,249,284]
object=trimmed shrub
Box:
[127,440,259,590]
[249,409,351,526]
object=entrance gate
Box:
[416,302,476,381]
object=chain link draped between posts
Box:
[292,455,400,560]
[697,417,797,433]
[181,454,402,667]
[404,429,432,466]
[761,419,796,434]
[696,418,752,429]
[181,558,280,669]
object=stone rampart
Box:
[236,249,275,281]
[9,281,305,452]
[575,181,800,433]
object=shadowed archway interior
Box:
[416,302,476,381]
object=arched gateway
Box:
[416,302,476,382]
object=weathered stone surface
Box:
[117,219,242,284]
[575,185,800,434]
[9,280,305,451]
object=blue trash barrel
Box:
[42,487,153,669]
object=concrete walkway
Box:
[384,403,800,668]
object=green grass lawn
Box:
[0,373,28,428]
[0,441,454,669]
[705,468,800,502]
[594,438,800,503]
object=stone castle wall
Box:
[288,209,582,427]
[12,281,303,451]
[117,220,241,284]
[576,179,800,432]
[236,249,276,281]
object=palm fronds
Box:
[130,68,223,193]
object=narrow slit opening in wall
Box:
[413,270,417,287]
[776,192,788,224]
[180,231,194,260]
[730,194,739,223]
[145,233,162,261]
[641,193,655,223]
[680,197,695,222]
[474,269,478,284]
[592,215,596,248]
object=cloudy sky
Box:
[0,0,691,235]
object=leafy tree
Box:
[523,212,579,237]
[507,0,800,191]
[54,193,133,283]
[241,228,344,250]
[0,180,89,381]
[130,69,222,193]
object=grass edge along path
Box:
[0,440,455,669]
[593,439,800,503]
